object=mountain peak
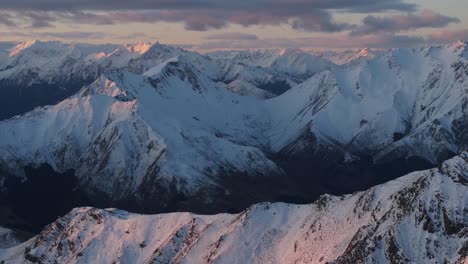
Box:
[126,42,153,54]
[8,40,38,56]
[447,40,468,52]
[7,40,70,58]
[358,48,370,57]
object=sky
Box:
[0,0,467,51]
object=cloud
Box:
[38,31,106,39]
[0,0,415,12]
[352,10,460,36]
[0,12,17,27]
[121,32,149,39]
[6,9,350,32]
[0,30,110,40]
[196,33,426,51]
[204,32,258,40]
[0,0,416,32]
[290,10,352,32]
[0,31,29,38]
[429,29,468,43]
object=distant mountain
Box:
[208,48,335,98]
[312,48,386,65]
[1,153,466,263]
[0,40,467,234]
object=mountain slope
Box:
[208,48,336,98]
[0,56,286,227]
[0,41,220,120]
[0,41,468,233]
[268,43,468,161]
[1,153,466,264]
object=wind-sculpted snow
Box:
[1,153,467,264]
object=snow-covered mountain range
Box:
[0,40,467,236]
[1,153,467,263]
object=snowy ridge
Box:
[1,153,467,263]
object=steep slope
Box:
[1,153,466,264]
[268,43,468,163]
[258,43,468,198]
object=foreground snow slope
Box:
[1,153,467,264]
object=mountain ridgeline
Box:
[1,153,467,263]
[0,40,467,233]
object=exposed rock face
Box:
[1,154,467,264]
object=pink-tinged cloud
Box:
[352,10,460,36]
[430,29,468,43]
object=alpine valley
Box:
[0,40,467,263]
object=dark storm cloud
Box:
[0,0,415,12]
[0,0,417,32]
[351,10,460,36]
[7,9,351,32]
